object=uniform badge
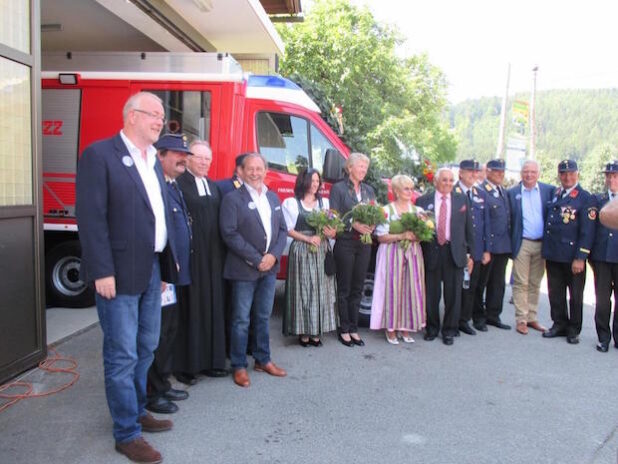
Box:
[588,208,597,220]
[493,191,499,198]
[570,189,579,198]
[560,206,576,224]
[122,156,134,167]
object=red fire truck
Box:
[42,52,350,308]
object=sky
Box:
[324,0,618,103]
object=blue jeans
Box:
[229,273,276,370]
[95,257,162,443]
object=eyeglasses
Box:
[133,109,167,124]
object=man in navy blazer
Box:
[507,159,554,335]
[590,161,618,352]
[76,92,178,464]
[220,153,288,387]
[416,168,474,346]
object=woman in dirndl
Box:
[282,168,338,347]
[370,174,426,344]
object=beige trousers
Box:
[512,239,545,324]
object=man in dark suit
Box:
[590,160,618,352]
[507,159,554,335]
[76,92,178,464]
[416,168,474,345]
[220,153,288,387]
[146,134,193,415]
[454,159,490,336]
[476,158,512,330]
[542,159,596,344]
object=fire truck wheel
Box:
[45,240,94,308]
[358,272,374,328]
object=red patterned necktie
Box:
[437,195,447,245]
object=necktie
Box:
[467,190,471,200]
[437,195,447,245]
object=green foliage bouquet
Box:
[342,201,387,244]
[305,208,345,252]
[388,210,435,250]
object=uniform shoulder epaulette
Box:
[455,186,462,194]
[485,184,492,192]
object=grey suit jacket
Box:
[219,184,287,280]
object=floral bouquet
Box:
[342,201,387,244]
[389,210,435,250]
[305,208,345,252]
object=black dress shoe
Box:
[542,327,567,338]
[442,336,454,346]
[202,368,229,378]
[338,333,354,347]
[146,396,178,414]
[175,373,197,385]
[424,333,437,341]
[473,322,488,332]
[566,335,579,344]
[309,338,323,347]
[350,336,365,346]
[459,323,477,335]
[486,319,511,330]
[163,388,189,401]
[596,342,609,352]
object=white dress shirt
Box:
[245,183,272,252]
[120,130,167,252]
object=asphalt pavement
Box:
[1,284,617,464]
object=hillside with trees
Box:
[450,89,618,191]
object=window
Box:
[310,123,337,174]
[256,112,309,174]
[0,58,32,205]
[147,90,211,142]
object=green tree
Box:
[277,0,456,181]
[579,143,615,193]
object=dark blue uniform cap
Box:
[459,159,477,170]
[154,133,193,155]
[487,159,505,171]
[558,159,578,172]
[602,160,618,173]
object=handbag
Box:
[324,244,336,276]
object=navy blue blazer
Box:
[480,180,512,254]
[219,184,288,280]
[507,181,554,258]
[76,133,178,294]
[166,181,192,286]
[415,190,474,269]
[216,175,243,197]
[542,184,596,263]
[454,182,489,262]
[590,193,618,263]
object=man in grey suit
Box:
[416,168,474,345]
[220,153,288,387]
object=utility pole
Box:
[529,65,538,160]
[496,63,510,159]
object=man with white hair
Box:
[507,159,554,335]
[416,168,474,346]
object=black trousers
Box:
[425,244,462,337]
[333,237,372,333]
[484,253,509,322]
[460,259,482,324]
[546,260,585,336]
[591,260,618,344]
[147,284,187,398]
[473,260,491,324]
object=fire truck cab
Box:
[42,52,349,307]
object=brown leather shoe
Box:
[516,321,528,335]
[254,361,287,377]
[527,321,547,332]
[233,368,250,388]
[115,437,162,464]
[139,412,173,433]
